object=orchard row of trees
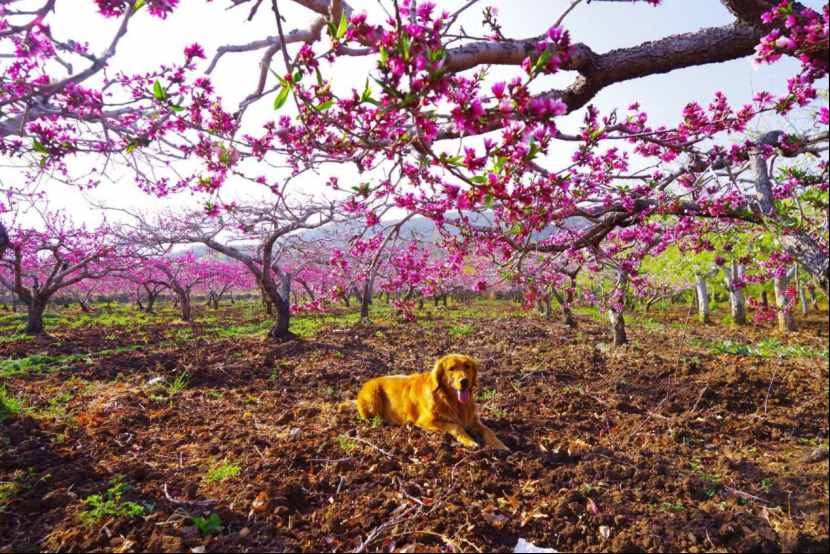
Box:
[0,0,827,342]
[0,199,824,341]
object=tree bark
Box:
[262,273,295,340]
[359,278,373,322]
[725,260,746,325]
[268,299,293,340]
[808,285,818,310]
[26,296,47,335]
[178,290,192,322]
[773,267,797,332]
[608,309,627,346]
[695,274,711,324]
[799,286,809,316]
[752,132,829,290]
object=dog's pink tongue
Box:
[457,389,471,404]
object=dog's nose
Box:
[460,378,470,389]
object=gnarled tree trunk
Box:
[26,295,47,335]
[551,287,577,328]
[176,288,192,322]
[264,271,295,340]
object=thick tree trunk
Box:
[725,260,746,325]
[761,290,769,308]
[563,306,577,328]
[608,309,627,346]
[263,273,295,340]
[359,279,372,322]
[268,300,293,340]
[773,270,796,332]
[695,275,711,324]
[180,292,192,322]
[26,297,47,335]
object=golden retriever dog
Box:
[356,353,508,450]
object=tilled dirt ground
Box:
[1,301,828,553]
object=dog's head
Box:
[430,354,479,404]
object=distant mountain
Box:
[184,211,591,260]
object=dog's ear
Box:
[430,356,447,391]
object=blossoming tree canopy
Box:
[0,212,124,333]
[205,0,826,287]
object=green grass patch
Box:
[476,388,497,402]
[448,323,474,337]
[337,434,358,452]
[32,389,75,420]
[0,353,69,377]
[706,338,827,359]
[0,333,32,344]
[637,317,666,332]
[79,476,151,525]
[0,386,23,422]
[204,461,241,483]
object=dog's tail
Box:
[355,381,383,421]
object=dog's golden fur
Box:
[356,353,508,450]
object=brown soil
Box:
[1,302,828,553]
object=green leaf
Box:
[336,11,348,40]
[400,34,411,62]
[470,175,487,185]
[494,155,507,173]
[485,194,494,208]
[429,48,445,62]
[32,139,48,154]
[193,512,222,535]
[379,46,389,67]
[133,0,146,10]
[152,80,167,101]
[316,99,335,112]
[531,49,552,76]
[360,79,372,103]
[273,82,291,110]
